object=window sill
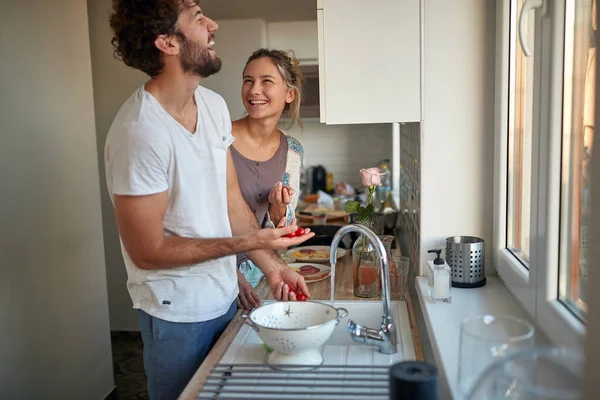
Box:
[415,276,549,399]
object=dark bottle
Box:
[389,361,438,400]
[311,165,327,193]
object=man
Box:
[106,1,314,398]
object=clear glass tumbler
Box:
[312,212,327,225]
[457,315,535,396]
[465,347,583,400]
[390,255,409,300]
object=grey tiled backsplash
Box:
[400,122,421,274]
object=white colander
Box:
[242,301,349,367]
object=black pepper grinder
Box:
[389,361,438,400]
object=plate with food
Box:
[288,263,332,283]
[285,245,347,263]
[297,208,347,221]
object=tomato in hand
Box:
[296,293,307,301]
[284,227,305,238]
[289,289,307,301]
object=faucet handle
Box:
[348,320,384,343]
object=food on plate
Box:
[298,265,320,275]
[289,263,330,282]
[297,206,346,221]
[304,270,330,281]
[291,248,330,260]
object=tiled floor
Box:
[111,332,148,399]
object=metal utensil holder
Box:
[446,236,486,288]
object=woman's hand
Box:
[236,270,261,311]
[268,182,294,224]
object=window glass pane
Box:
[507,0,534,264]
[559,0,595,318]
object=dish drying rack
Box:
[196,363,391,399]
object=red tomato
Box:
[296,293,307,301]
[284,227,304,238]
[290,289,307,301]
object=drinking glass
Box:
[312,212,327,225]
[465,347,583,400]
[457,315,535,395]
[390,255,409,300]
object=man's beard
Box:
[178,33,222,78]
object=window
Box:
[507,0,535,265]
[495,0,592,348]
[558,0,595,319]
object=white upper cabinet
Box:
[318,0,421,124]
[267,21,319,63]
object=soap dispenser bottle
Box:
[427,249,452,303]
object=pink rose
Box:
[359,167,385,186]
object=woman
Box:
[231,48,305,311]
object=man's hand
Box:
[254,219,314,250]
[237,272,261,311]
[266,268,311,301]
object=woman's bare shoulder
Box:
[231,118,247,137]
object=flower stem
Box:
[354,236,367,291]
[354,186,377,293]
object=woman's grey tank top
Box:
[230,131,288,265]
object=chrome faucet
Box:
[329,224,398,355]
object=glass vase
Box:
[351,224,387,298]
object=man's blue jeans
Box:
[137,301,237,400]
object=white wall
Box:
[0,1,114,398]
[287,121,393,189]
[87,0,147,331]
[419,0,497,274]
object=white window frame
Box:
[494,0,586,349]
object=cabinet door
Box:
[319,0,421,124]
[267,21,318,62]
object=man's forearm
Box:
[136,234,260,270]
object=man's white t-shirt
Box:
[105,85,238,323]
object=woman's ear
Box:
[286,88,296,104]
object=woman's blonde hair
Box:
[243,48,303,129]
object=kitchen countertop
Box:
[179,251,423,400]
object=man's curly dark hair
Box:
[109,0,198,78]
